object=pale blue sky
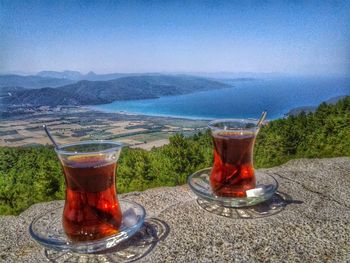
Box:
[1,0,349,75]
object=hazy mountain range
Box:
[36,70,149,82]
[0,73,232,107]
[0,70,264,89]
[0,74,75,89]
[0,71,145,89]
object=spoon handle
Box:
[257,111,267,127]
[43,124,59,148]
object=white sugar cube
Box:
[246,187,265,197]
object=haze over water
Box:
[93,76,350,120]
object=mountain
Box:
[285,106,316,116]
[0,75,75,89]
[83,72,138,81]
[1,71,263,89]
[285,95,348,116]
[37,70,140,81]
[36,70,83,80]
[5,75,232,107]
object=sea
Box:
[92,76,350,120]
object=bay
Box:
[92,76,350,120]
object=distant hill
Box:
[83,72,147,81]
[35,70,266,82]
[285,106,317,116]
[285,95,348,116]
[1,71,262,88]
[0,75,75,89]
[5,75,232,107]
[36,70,154,81]
[36,70,83,80]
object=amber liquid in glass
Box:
[210,131,256,197]
[62,156,122,241]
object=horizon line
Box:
[1,70,348,78]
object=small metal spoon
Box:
[257,111,267,127]
[43,124,59,148]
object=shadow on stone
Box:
[44,217,170,263]
[197,191,303,219]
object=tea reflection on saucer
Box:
[196,191,297,219]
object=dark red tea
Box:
[62,156,122,241]
[210,131,256,197]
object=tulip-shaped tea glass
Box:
[208,119,260,198]
[55,141,123,242]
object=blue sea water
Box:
[92,77,350,120]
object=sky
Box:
[0,0,350,75]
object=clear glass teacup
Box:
[208,119,260,197]
[55,141,123,242]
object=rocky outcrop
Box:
[1,157,349,262]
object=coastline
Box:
[89,92,350,120]
[1,92,348,148]
[88,105,214,121]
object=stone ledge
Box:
[0,157,349,262]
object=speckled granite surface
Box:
[1,157,349,262]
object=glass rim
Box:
[54,140,123,156]
[208,118,259,132]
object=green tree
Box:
[0,96,349,215]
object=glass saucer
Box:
[29,200,146,254]
[188,168,278,207]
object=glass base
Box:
[188,168,278,207]
[29,200,146,253]
[43,218,169,262]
